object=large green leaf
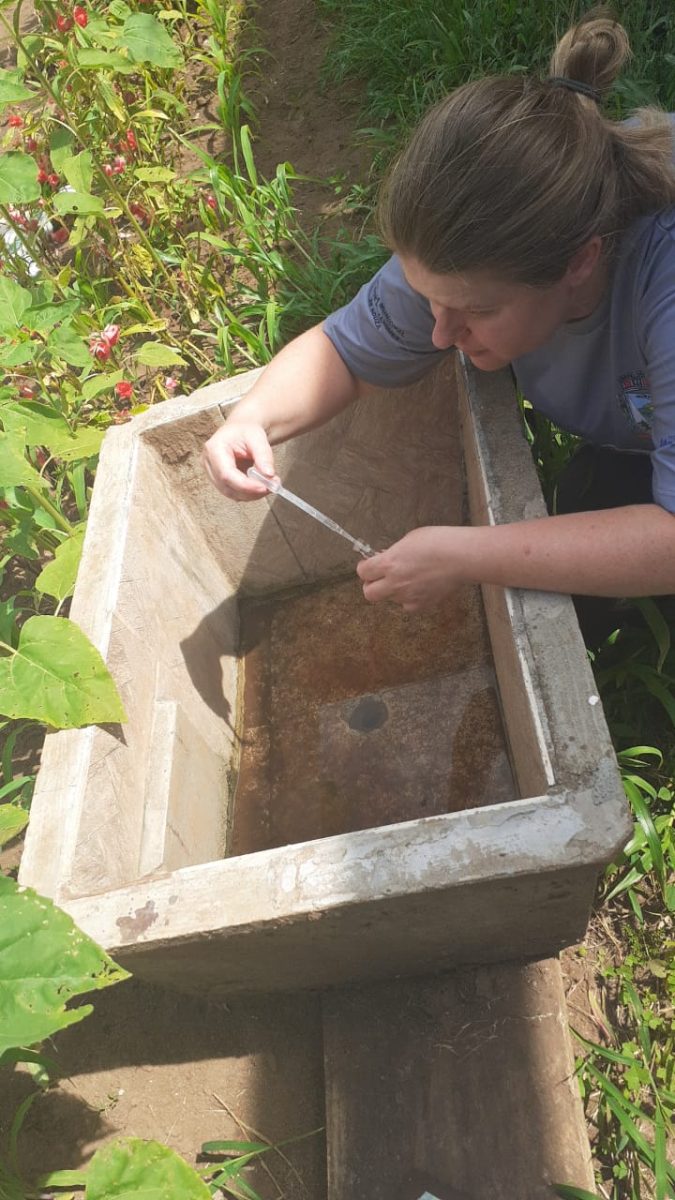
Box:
[47,323,93,368]
[135,341,185,368]
[49,126,76,174]
[0,151,40,204]
[54,191,105,217]
[0,340,37,367]
[2,402,104,461]
[0,430,44,489]
[0,615,127,728]
[0,69,33,107]
[0,802,29,847]
[0,874,129,1061]
[36,528,86,602]
[60,150,94,195]
[0,277,31,330]
[120,14,183,68]
[86,1140,210,1200]
[25,297,80,334]
[75,49,136,73]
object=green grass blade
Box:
[552,1188,602,1200]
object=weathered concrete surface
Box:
[20,358,630,993]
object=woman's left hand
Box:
[356,526,470,612]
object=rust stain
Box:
[116,899,159,941]
[229,576,516,855]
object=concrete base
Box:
[20,357,630,993]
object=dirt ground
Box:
[0,0,605,1190]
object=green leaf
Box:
[135,341,185,367]
[0,69,33,107]
[133,166,176,183]
[47,323,93,368]
[75,48,136,73]
[85,1139,210,1199]
[0,430,44,488]
[54,191,105,217]
[81,370,124,401]
[120,14,184,68]
[1,401,104,461]
[96,75,126,122]
[0,874,129,1058]
[50,126,76,174]
[0,802,29,847]
[0,277,31,329]
[201,1140,267,1154]
[37,1169,88,1188]
[0,614,127,728]
[36,529,86,602]
[25,297,80,333]
[0,340,37,367]
[635,597,671,673]
[0,151,39,204]
[60,150,94,195]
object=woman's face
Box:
[399,255,597,371]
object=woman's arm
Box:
[202,324,378,500]
[357,504,675,610]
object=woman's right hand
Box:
[202,420,278,501]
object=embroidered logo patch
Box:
[618,371,653,438]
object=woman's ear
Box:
[565,235,603,286]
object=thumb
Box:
[246,426,275,477]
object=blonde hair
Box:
[377,10,675,285]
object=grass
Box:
[315,2,675,1196]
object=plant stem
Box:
[23,484,73,534]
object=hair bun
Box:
[549,11,631,96]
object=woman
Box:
[202,13,675,631]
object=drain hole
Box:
[347,696,389,733]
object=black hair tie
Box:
[548,76,602,103]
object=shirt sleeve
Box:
[641,212,675,513]
[322,254,451,387]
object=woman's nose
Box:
[431,308,464,350]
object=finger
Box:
[244,426,276,479]
[356,552,387,582]
[202,448,269,499]
[361,577,395,604]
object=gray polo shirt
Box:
[323,207,675,513]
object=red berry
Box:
[73,5,87,25]
[7,114,24,128]
[56,14,73,31]
[47,173,59,188]
[37,168,48,184]
[115,380,133,401]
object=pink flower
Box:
[89,334,111,361]
[164,376,179,393]
[112,154,126,175]
[115,381,133,401]
[103,323,120,346]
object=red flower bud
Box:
[205,194,217,212]
[89,335,111,361]
[115,380,133,401]
[25,137,39,152]
[103,323,120,346]
[37,168,48,184]
[103,163,114,177]
[47,173,59,188]
[19,383,36,398]
[125,129,137,151]
[7,114,24,128]
[73,5,87,25]
[50,226,69,244]
[112,154,126,174]
[56,13,73,31]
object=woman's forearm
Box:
[229,324,375,445]
[460,504,675,596]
